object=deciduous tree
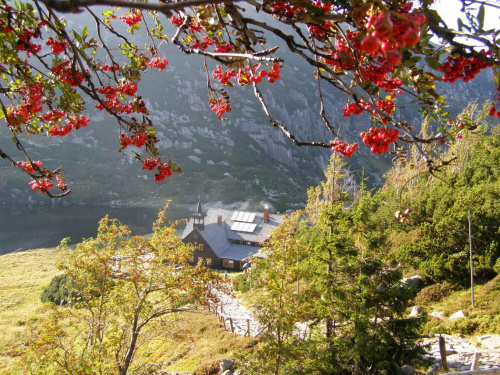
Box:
[20,205,222,374]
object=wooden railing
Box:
[207,300,267,338]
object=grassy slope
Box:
[0,248,254,375]
[0,247,62,374]
[420,276,500,336]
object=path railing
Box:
[207,299,267,338]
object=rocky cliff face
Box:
[0,16,497,211]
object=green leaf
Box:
[458,18,465,32]
[477,4,485,29]
[82,26,88,40]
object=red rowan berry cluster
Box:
[4,82,43,127]
[212,66,235,84]
[208,98,232,117]
[269,1,302,17]
[56,176,68,192]
[189,35,215,50]
[148,57,168,72]
[212,64,280,86]
[214,41,235,53]
[438,51,492,83]
[95,81,144,115]
[120,133,148,148]
[170,16,183,27]
[325,30,359,71]
[330,140,359,157]
[342,100,371,117]
[99,63,120,72]
[119,13,143,27]
[41,110,65,123]
[308,0,333,34]
[375,99,395,116]
[142,158,159,171]
[16,23,44,56]
[154,163,173,181]
[308,21,333,36]
[267,64,281,83]
[46,36,67,55]
[49,114,89,136]
[361,4,426,64]
[360,127,399,154]
[29,179,53,193]
[51,61,87,87]
[489,87,500,118]
[17,161,42,174]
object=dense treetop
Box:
[0,0,499,196]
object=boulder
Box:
[429,310,445,320]
[401,275,424,290]
[409,306,423,318]
[478,334,500,349]
[220,359,235,372]
[449,310,465,320]
[401,365,414,375]
[221,371,232,375]
[426,363,440,375]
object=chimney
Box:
[217,215,223,226]
[264,209,269,223]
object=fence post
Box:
[439,335,449,372]
[471,352,481,370]
[229,318,234,333]
[246,319,250,337]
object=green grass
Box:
[0,248,255,375]
[419,276,500,336]
[0,247,62,374]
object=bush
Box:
[232,273,251,293]
[193,359,223,375]
[414,281,460,305]
[448,314,500,335]
[41,274,77,305]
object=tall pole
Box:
[297,245,300,295]
[468,210,475,308]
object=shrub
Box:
[193,359,222,375]
[448,314,500,335]
[232,273,251,293]
[414,282,460,305]
[41,274,77,305]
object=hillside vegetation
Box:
[1,111,499,374]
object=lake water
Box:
[0,204,189,255]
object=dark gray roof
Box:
[181,207,283,260]
[220,244,262,261]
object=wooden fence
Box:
[207,300,267,338]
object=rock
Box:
[401,365,414,375]
[477,334,492,342]
[401,275,424,290]
[426,363,440,375]
[430,310,445,320]
[233,370,245,375]
[479,334,500,349]
[221,371,232,375]
[409,306,423,317]
[449,310,465,320]
[220,359,235,372]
